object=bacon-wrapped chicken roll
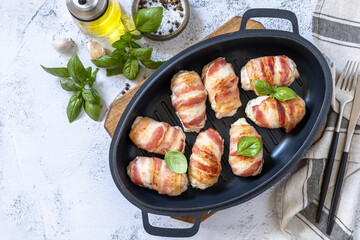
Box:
[245,96,306,133]
[127,157,188,196]
[241,55,299,94]
[171,71,207,133]
[202,57,242,119]
[229,118,263,177]
[188,128,224,189]
[129,116,185,155]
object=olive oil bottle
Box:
[66,0,125,39]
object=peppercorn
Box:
[121,91,126,95]
[169,28,173,33]
[180,13,184,17]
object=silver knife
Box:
[326,65,360,234]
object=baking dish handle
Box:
[239,8,299,35]
[142,211,202,237]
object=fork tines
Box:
[337,60,360,92]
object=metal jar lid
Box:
[66,0,109,22]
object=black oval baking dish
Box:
[109,9,332,237]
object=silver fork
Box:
[316,60,360,222]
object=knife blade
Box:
[326,64,360,234]
[344,69,360,152]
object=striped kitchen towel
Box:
[313,0,360,125]
[276,1,360,239]
[276,111,360,240]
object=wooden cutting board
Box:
[104,16,264,224]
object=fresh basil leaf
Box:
[91,55,118,68]
[111,48,126,58]
[82,88,101,104]
[85,67,92,79]
[273,87,298,102]
[237,136,263,157]
[61,82,81,91]
[104,54,126,77]
[131,33,142,40]
[120,32,132,42]
[67,91,83,123]
[123,57,139,80]
[164,150,187,174]
[253,80,272,96]
[112,40,128,49]
[41,65,70,78]
[134,7,163,33]
[89,68,99,87]
[84,101,100,121]
[129,48,152,61]
[140,59,165,69]
[106,67,123,76]
[130,41,141,48]
[67,53,86,83]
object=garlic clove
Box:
[86,41,106,60]
[52,38,74,52]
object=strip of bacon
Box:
[171,70,207,133]
[188,128,224,189]
[127,157,188,196]
[129,116,186,155]
[228,118,264,177]
[241,55,299,95]
[245,96,306,133]
[202,57,242,119]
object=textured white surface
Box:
[0,0,359,239]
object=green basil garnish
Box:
[140,59,165,69]
[42,53,101,123]
[129,41,142,48]
[112,40,127,49]
[41,66,70,78]
[253,80,272,96]
[88,68,98,87]
[106,67,123,76]
[67,91,83,123]
[237,136,263,157]
[129,48,153,61]
[131,33,142,40]
[120,32,132,42]
[82,88,101,104]
[272,87,298,101]
[91,55,118,68]
[164,151,188,174]
[61,82,81,92]
[84,101,100,121]
[253,80,298,102]
[91,7,166,80]
[123,57,140,80]
[133,7,163,33]
[67,53,86,83]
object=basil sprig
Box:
[164,151,188,174]
[237,136,263,157]
[253,80,298,102]
[91,7,166,80]
[41,53,101,123]
[133,7,163,33]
